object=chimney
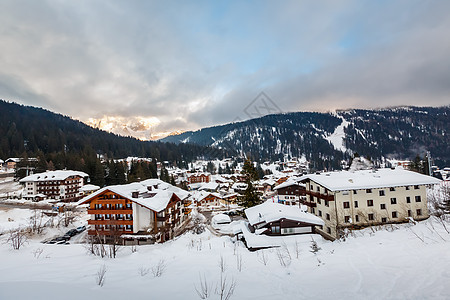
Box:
[132,191,139,198]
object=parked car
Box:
[76,226,86,233]
[65,229,78,237]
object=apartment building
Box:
[78,179,191,243]
[20,170,88,202]
[300,168,441,239]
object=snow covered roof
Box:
[0,159,4,164]
[245,202,324,226]
[273,179,305,190]
[198,182,219,191]
[212,213,231,224]
[19,170,89,182]
[77,179,190,212]
[191,191,222,202]
[301,168,441,191]
[80,184,100,192]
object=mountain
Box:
[161,106,450,168]
[0,100,227,162]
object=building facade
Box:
[300,168,441,239]
[78,179,191,243]
[20,170,88,202]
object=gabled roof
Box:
[300,168,441,191]
[273,179,305,190]
[19,170,88,182]
[77,179,190,213]
[245,202,324,226]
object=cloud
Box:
[0,0,449,139]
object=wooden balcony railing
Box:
[87,209,132,214]
[88,219,133,225]
[305,190,335,201]
[87,229,133,236]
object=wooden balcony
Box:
[87,209,132,215]
[88,219,133,225]
[305,190,335,201]
[184,201,192,207]
[156,215,168,222]
[184,208,192,215]
[88,229,133,236]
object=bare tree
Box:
[138,266,150,277]
[257,249,269,266]
[195,273,212,299]
[218,255,227,273]
[294,240,301,259]
[32,247,44,259]
[96,265,107,287]
[5,229,28,250]
[215,271,236,300]
[236,253,243,272]
[310,237,321,255]
[28,209,45,235]
[151,259,167,277]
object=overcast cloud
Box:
[1,0,449,139]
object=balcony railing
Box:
[305,190,335,201]
[88,219,133,225]
[87,209,132,214]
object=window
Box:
[366,189,372,193]
[379,190,385,196]
[382,217,387,223]
[311,208,315,214]
[380,203,386,210]
[126,214,133,220]
[416,209,422,216]
[343,202,350,209]
[326,213,330,220]
[389,187,395,191]
[318,210,322,217]
[415,196,421,202]
[406,186,410,190]
[406,197,411,203]
[368,213,374,221]
[408,210,412,217]
[325,200,329,207]
[392,211,398,218]
[355,215,359,222]
[310,185,314,191]
[390,198,397,205]
[344,216,351,223]
[126,225,133,230]
[105,214,111,220]
[271,226,280,234]
[327,227,331,234]
[367,200,374,207]
[414,185,420,190]
[317,199,321,205]
[317,186,320,192]
[354,201,358,208]
[126,203,132,209]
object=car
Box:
[63,234,72,240]
[76,226,86,232]
[65,229,78,237]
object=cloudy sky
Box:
[1,0,449,139]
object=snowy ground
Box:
[0,209,449,300]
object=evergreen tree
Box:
[240,158,260,208]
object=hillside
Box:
[0,100,227,162]
[161,106,450,168]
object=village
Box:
[1,152,450,299]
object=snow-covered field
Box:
[0,209,449,300]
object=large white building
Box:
[299,168,441,239]
[20,170,89,202]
